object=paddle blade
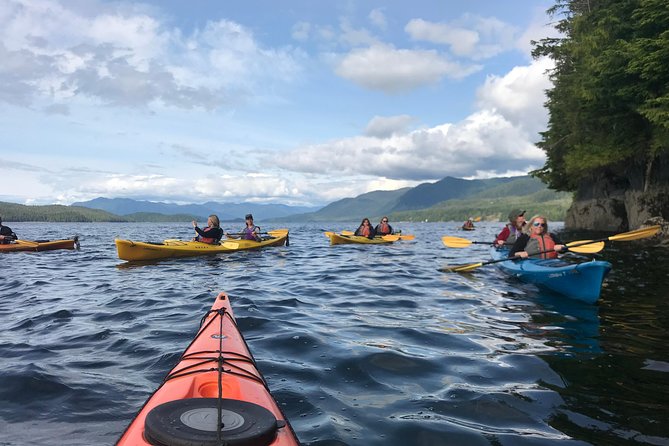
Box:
[440,262,484,273]
[221,242,240,249]
[381,234,400,242]
[341,230,355,236]
[399,234,415,240]
[267,229,288,237]
[609,225,661,242]
[565,240,605,253]
[441,236,474,248]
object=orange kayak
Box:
[117,292,299,446]
[0,237,79,252]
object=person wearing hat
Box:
[495,209,526,246]
[192,214,223,244]
[239,214,261,241]
[0,216,17,244]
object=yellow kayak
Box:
[326,232,398,245]
[115,230,289,261]
[0,237,79,252]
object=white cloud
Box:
[0,0,304,109]
[335,43,481,93]
[278,57,551,180]
[405,15,519,60]
[364,115,415,138]
[369,8,387,30]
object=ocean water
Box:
[0,221,667,445]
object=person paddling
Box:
[192,215,223,244]
[508,215,565,259]
[374,216,394,235]
[0,216,17,244]
[239,214,261,241]
[354,218,376,239]
[495,209,526,246]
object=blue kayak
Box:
[490,248,612,303]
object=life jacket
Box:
[377,223,391,235]
[525,233,557,259]
[197,227,221,244]
[242,226,260,240]
[359,225,371,237]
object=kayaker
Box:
[495,209,526,246]
[508,215,565,259]
[462,218,475,230]
[374,216,394,235]
[239,214,262,241]
[0,216,17,244]
[354,218,376,238]
[192,215,223,244]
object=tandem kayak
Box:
[0,237,79,252]
[117,292,299,446]
[115,230,288,261]
[326,232,397,245]
[490,247,612,303]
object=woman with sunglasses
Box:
[354,218,376,239]
[508,215,565,259]
[374,216,394,235]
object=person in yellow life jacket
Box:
[508,215,565,259]
[354,218,376,239]
[192,215,223,244]
[0,216,17,244]
[374,216,394,235]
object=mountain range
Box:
[0,175,571,222]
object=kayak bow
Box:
[0,237,79,252]
[117,292,299,446]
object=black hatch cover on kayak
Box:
[144,398,280,446]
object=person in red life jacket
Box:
[192,214,223,244]
[354,218,376,238]
[374,216,394,235]
[462,218,475,230]
[239,214,261,241]
[508,215,565,259]
[495,209,526,246]
[0,216,17,244]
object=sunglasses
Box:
[382,220,388,223]
[532,222,547,228]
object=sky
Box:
[0,0,560,207]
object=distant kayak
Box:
[326,232,397,245]
[490,247,612,303]
[117,292,299,446]
[0,237,79,252]
[461,226,475,231]
[115,230,288,261]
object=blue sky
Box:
[0,0,558,206]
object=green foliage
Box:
[0,202,127,222]
[533,0,669,191]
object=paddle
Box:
[441,235,605,254]
[442,225,661,273]
[339,230,412,241]
[328,230,399,242]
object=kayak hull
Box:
[328,233,394,245]
[490,248,612,303]
[0,238,78,252]
[117,292,298,445]
[115,233,288,261]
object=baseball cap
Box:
[508,209,525,221]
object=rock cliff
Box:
[565,154,669,232]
